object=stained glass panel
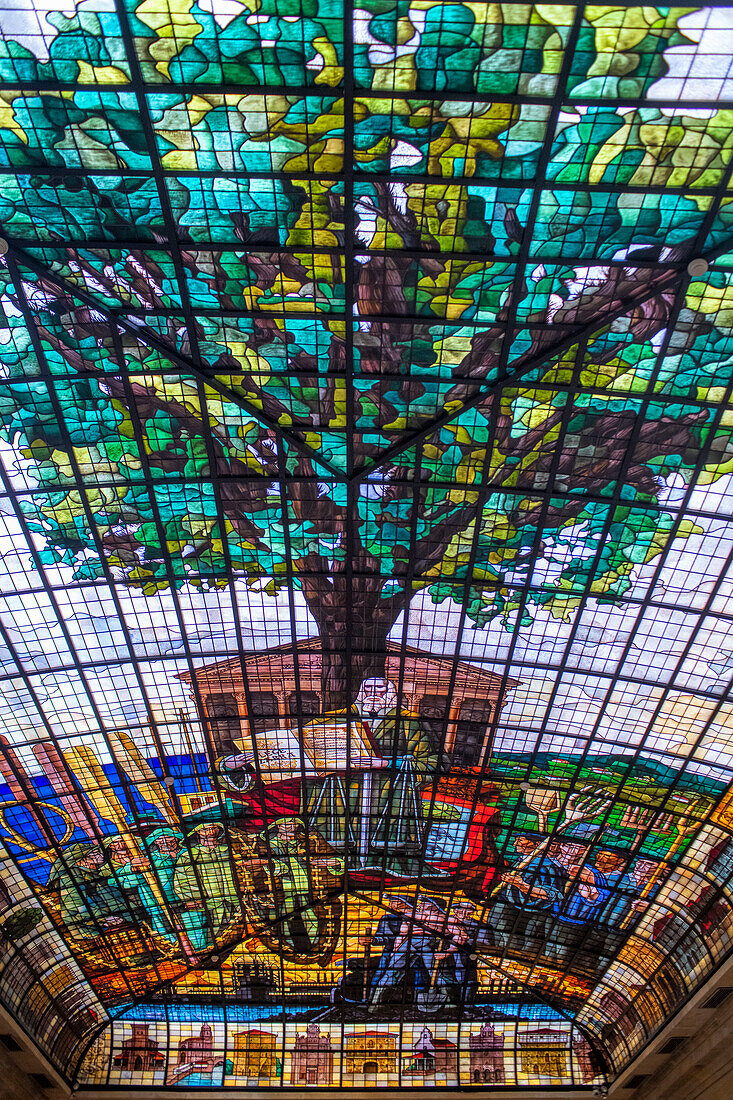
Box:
[0,1,732,1093]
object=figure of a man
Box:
[650,898,709,978]
[47,841,129,936]
[105,836,178,945]
[367,894,442,1012]
[702,835,733,882]
[593,850,627,892]
[492,835,566,954]
[355,679,436,772]
[143,828,184,895]
[546,841,611,971]
[552,841,610,921]
[430,899,485,1005]
[354,677,448,873]
[173,823,242,950]
[366,907,408,1004]
[261,817,319,953]
[649,863,722,977]
[596,854,658,928]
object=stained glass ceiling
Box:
[2,0,733,1093]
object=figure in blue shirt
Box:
[367,896,441,1012]
[492,835,567,955]
[596,853,659,929]
[566,851,661,973]
[546,840,611,972]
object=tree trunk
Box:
[317,623,390,713]
[299,578,405,712]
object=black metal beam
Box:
[3,242,346,481]
[0,160,723,198]
[350,229,733,481]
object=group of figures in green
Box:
[31,677,450,970]
[49,825,239,954]
[43,816,345,962]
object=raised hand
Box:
[559,786,611,829]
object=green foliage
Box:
[0,2,731,642]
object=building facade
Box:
[112,1024,163,1072]
[518,1029,571,1079]
[177,1023,214,1064]
[403,1026,457,1076]
[344,1031,398,1075]
[231,1030,279,1079]
[290,1023,333,1086]
[179,639,516,769]
[469,1022,505,1084]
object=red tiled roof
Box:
[350,1032,395,1039]
[519,1029,569,1043]
[178,637,518,690]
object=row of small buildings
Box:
[115,1021,593,1085]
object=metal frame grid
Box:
[0,0,732,1092]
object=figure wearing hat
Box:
[173,823,241,951]
[105,835,178,945]
[546,839,611,968]
[142,828,185,892]
[371,894,487,1010]
[491,834,567,954]
[430,899,484,1006]
[47,841,129,936]
[367,894,444,1012]
[260,817,319,952]
[139,826,211,957]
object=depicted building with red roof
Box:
[112,1024,163,1072]
[179,638,517,769]
[403,1026,457,1076]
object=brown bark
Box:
[286,462,407,708]
[23,231,707,711]
[302,578,399,710]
